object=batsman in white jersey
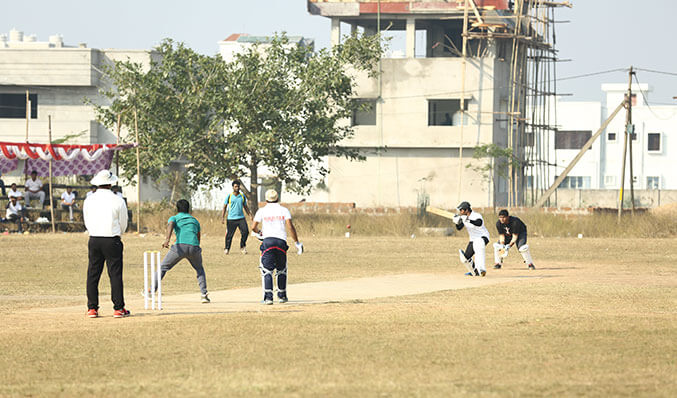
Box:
[251,189,303,305]
[453,201,490,277]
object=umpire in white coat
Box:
[83,170,129,318]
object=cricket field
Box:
[1,233,675,397]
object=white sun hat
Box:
[265,189,278,202]
[90,170,118,186]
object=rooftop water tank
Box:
[9,29,24,42]
[49,34,63,48]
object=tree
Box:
[94,33,384,212]
[93,39,227,194]
[192,33,383,212]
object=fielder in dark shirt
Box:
[493,209,535,270]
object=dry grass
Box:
[1,233,676,397]
[136,204,677,239]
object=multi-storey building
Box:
[0,29,167,201]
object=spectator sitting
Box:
[6,196,27,233]
[24,170,45,208]
[0,171,5,196]
[61,187,77,222]
[7,183,24,201]
[86,185,97,199]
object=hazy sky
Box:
[1,0,674,103]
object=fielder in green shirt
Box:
[155,199,210,303]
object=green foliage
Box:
[93,33,384,209]
[465,144,520,182]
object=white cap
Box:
[265,189,278,202]
[90,170,118,186]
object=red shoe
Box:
[113,308,130,318]
[87,309,98,318]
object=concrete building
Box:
[0,29,167,202]
[531,82,677,208]
[306,0,561,209]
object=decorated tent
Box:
[1,141,136,233]
[0,141,134,176]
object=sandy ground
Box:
[24,272,530,317]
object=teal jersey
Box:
[168,212,200,246]
[225,192,247,220]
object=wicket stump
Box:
[143,251,162,310]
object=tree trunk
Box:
[248,157,259,215]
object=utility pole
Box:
[618,66,634,221]
[627,67,635,215]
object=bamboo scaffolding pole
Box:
[134,109,141,233]
[48,115,55,234]
[25,91,30,142]
[457,0,469,203]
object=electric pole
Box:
[618,66,634,221]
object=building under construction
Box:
[307,0,570,208]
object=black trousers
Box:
[225,218,248,250]
[87,236,125,310]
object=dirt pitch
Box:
[1,233,675,397]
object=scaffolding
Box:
[460,0,572,206]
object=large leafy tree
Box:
[94,39,226,199]
[95,33,383,212]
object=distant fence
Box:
[533,189,677,209]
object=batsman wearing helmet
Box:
[493,209,535,270]
[453,201,490,277]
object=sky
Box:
[1,0,675,104]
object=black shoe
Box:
[528,264,536,270]
[278,294,288,304]
[494,263,502,269]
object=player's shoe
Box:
[241,247,248,255]
[528,263,536,270]
[480,270,486,277]
[113,308,130,318]
[278,293,288,303]
[224,249,230,255]
[263,299,273,305]
[464,272,474,276]
[201,294,211,304]
[87,309,98,318]
[494,263,502,269]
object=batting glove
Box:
[251,231,263,241]
[295,242,304,255]
[452,215,461,224]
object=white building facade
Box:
[0,29,168,202]
[535,82,676,207]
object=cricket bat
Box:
[425,206,457,220]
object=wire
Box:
[635,67,677,77]
[555,67,627,82]
[633,74,677,121]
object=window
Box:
[0,93,38,119]
[647,133,661,152]
[428,99,467,126]
[555,130,592,150]
[351,99,376,126]
[524,132,534,147]
[604,175,617,187]
[557,176,591,189]
[646,176,660,190]
[525,175,533,188]
[607,132,616,141]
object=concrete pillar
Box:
[406,18,416,58]
[331,17,341,47]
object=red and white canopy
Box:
[0,141,135,177]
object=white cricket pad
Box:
[518,244,533,265]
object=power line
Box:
[635,67,677,77]
[633,74,677,121]
[555,67,627,82]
